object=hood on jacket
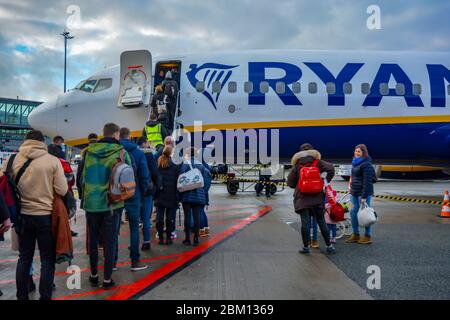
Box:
[86,141,123,159]
[19,139,48,160]
[290,149,321,166]
[120,139,138,153]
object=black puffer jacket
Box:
[350,157,374,199]
[154,159,180,208]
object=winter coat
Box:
[142,149,161,197]
[158,113,170,132]
[0,140,68,216]
[82,137,132,212]
[120,139,150,199]
[179,159,211,205]
[52,194,73,263]
[287,149,335,213]
[155,159,180,208]
[150,92,167,115]
[350,157,374,199]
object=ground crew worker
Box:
[142,113,168,153]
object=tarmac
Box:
[0,177,449,300]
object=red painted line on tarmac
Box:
[106,205,272,300]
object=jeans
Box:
[141,196,153,243]
[156,206,176,239]
[123,197,141,261]
[256,175,271,197]
[327,224,337,238]
[86,209,121,281]
[182,202,201,236]
[310,215,318,241]
[299,207,331,248]
[199,206,208,229]
[350,195,373,237]
[16,214,55,300]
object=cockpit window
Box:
[94,79,112,93]
[76,79,97,93]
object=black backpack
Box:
[164,81,176,98]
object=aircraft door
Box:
[117,50,152,108]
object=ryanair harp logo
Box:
[186,63,238,110]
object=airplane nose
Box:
[28,97,57,136]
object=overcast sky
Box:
[0,0,449,102]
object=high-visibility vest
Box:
[145,123,163,147]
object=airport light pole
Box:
[61,31,74,93]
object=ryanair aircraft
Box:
[28,49,450,166]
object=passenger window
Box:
[292,82,301,94]
[196,81,205,92]
[308,82,317,94]
[361,83,370,95]
[343,82,352,94]
[78,79,97,93]
[380,83,389,96]
[396,83,405,96]
[244,81,253,93]
[94,79,112,93]
[228,81,237,93]
[212,81,221,93]
[413,83,422,95]
[326,82,336,95]
[260,81,269,93]
[276,81,285,94]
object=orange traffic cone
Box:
[439,190,450,218]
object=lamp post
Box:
[61,31,74,93]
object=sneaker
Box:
[102,279,115,290]
[330,237,336,244]
[141,243,151,251]
[345,233,360,243]
[299,247,310,254]
[131,261,148,272]
[204,227,210,236]
[112,265,118,271]
[310,240,319,248]
[139,223,143,229]
[357,235,372,244]
[89,274,99,287]
[171,232,177,240]
[28,276,36,293]
[326,245,336,254]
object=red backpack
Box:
[297,160,324,194]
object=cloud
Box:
[0,0,449,102]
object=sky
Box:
[0,0,449,102]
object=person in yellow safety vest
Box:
[142,113,169,152]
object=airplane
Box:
[28,49,450,168]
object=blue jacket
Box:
[120,139,149,199]
[143,149,161,197]
[350,156,374,199]
[179,158,211,205]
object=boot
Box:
[357,235,372,244]
[310,240,319,248]
[182,231,191,245]
[345,233,360,243]
[193,232,199,246]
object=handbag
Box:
[177,162,204,192]
[357,203,378,227]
